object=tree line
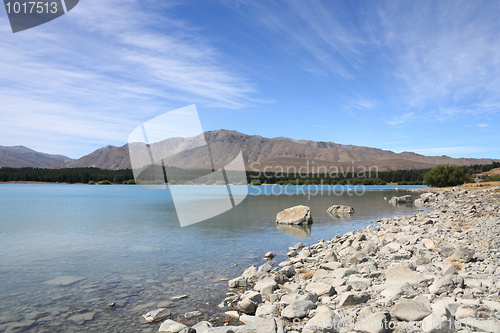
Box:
[0,161,498,185]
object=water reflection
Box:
[276,224,312,238]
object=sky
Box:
[0,0,499,159]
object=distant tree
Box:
[424,165,473,187]
[482,175,500,182]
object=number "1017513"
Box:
[5,1,58,14]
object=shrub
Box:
[88,180,96,185]
[424,165,473,187]
[482,175,500,182]
[250,180,262,185]
[97,180,113,185]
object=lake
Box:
[0,184,426,332]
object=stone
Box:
[237,298,257,315]
[228,276,247,288]
[355,312,390,333]
[281,299,315,319]
[442,262,458,275]
[422,304,455,333]
[142,308,170,323]
[349,251,369,264]
[171,294,187,300]
[43,275,85,286]
[256,303,279,318]
[338,292,370,306]
[449,248,475,263]
[384,264,427,287]
[276,205,313,225]
[158,319,188,333]
[281,265,296,278]
[429,275,456,295]
[391,299,432,321]
[347,275,372,291]
[305,282,335,296]
[457,318,500,333]
[191,321,212,332]
[254,277,277,292]
[264,251,275,259]
[303,305,341,333]
[388,195,412,205]
[183,311,201,319]
[320,262,343,270]
[326,205,354,217]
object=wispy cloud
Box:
[385,112,416,126]
[393,146,488,156]
[0,0,257,156]
[376,1,500,120]
[229,0,367,79]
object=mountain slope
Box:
[0,145,73,168]
[67,130,497,171]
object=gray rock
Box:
[429,275,460,295]
[276,205,313,225]
[254,277,277,293]
[449,248,475,263]
[264,251,275,259]
[191,321,212,332]
[305,282,335,296]
[158,319,188,333]
[388,195,412,205]
[457,318,500,333]
[326,205,354,217]
[183,311,201,319]
[237,297,258,315]
[338,292,370,306]
[142,308,170,323]
[391,299,432,321]
[303,305,341,333]
[355,312,390,333]
[43,275,85,286]
[281,299,316,319]
[422,304,455,333]
[228,276,247,288]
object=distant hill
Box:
[0,145,73,168]
[65,130,497,171]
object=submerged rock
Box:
[142,308,170,323]
[388,195,412,205]
[276,205,313,225]
[326,205,354,217]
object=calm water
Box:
[0,184,426,332]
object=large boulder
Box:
[303,305,341,333]
[391,299,432,321]
[326,205,354,217]
[388,195,412,205]
[281,299,316,319]
[276,205,313,225]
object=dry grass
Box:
[460,181,500,188]
[303,271,314,280]
[450,260,462,271]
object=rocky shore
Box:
[157,187,500,332]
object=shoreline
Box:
[161,186,500,332]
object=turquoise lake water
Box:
[0,184,426,332]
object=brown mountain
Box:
[67,130,497,171]
[0,145,73,168]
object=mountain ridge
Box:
[1,130,498,171]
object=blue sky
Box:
[0,0,499,159]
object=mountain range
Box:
[1,130,497,171]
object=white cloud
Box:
[0,0,257,157]
[385,112,416,126]
[394,146,488,156]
